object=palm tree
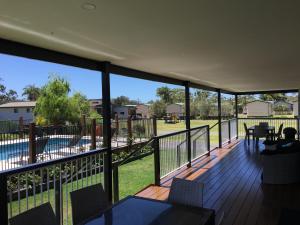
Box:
[22,85,41,101]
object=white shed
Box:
[166,103,184,118]
[246,100,273,117]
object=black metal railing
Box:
[0,147,109,225]
[153,125,210,184]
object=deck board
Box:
[136,140,300,225]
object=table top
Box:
[248,126,275,130]
[83,196,215,225]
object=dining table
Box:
[247,125,276,140]
[83,196,215,225]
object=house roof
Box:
[0,101,36,108]
[1,1,300,93]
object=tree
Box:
[156,86,173,104]
[0,78,18,104]
[35,76,73,125]
[259,93,287,102]
[69,92,92,122]
[150,101,166,118]
[112,96,139,106]
[22,85,41,101]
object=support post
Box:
[55,179,61,225]
[91,118,96,150]
[235,94,239,139]
[218,90,222,148]
[207,126,211,156]
[28,122,36,164]
[228,120,231,143]
[102,62,113,203]
[298,89,300,140]
[0,174,8,225]
[113,166,119,202]
[184,81,191,167]
[153,137,161,186]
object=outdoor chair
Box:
[283,127,297,141]
[168,178,204,208]
[36,137,51,161]
[244,123,253,145]
[9,202,57,225]
[70,183,110,225]
[253,125,269,146]
[274,123,284,140]
[259,122,269,127]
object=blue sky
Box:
[0,53,182,103]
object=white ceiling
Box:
[0,0,300,92]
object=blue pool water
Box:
[0,137,91,160]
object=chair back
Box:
[277,124,284,136]
[243,123,248,134]
[168,178,204,208]
[70,183,109,225]
[259,122,269,127]
[283,127,297,140]
[9,202,57,225]
[254,126,268,138]
[68,135,82,148]
[36,137,50,155]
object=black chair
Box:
[283,127,297,141]
[9,202,57,225]
[70,183,110,225]
[168,178,204,208]
[274,123,284,140]
[244,123,253,145]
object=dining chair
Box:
[253,125,269,146]
[244,123,253,145]
[70,183,110,225]
[283,127,297,141]
[9,202,57,225]
[274,123,283,140]
[168,178,204,208]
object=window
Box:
[13,108,18,113]
[26,108,31,113]
[120,112,125,115]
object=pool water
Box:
[0,137,91,160]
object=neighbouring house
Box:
[293,101,298,117]
[113,104,151,119]
[246,100,273,117]
[166,103,185,119]
[273,100,293,115]
[0,101,36,122]
[89,99,102,114]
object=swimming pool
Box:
[0,137,91,160]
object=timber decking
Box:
[136,140,300,225]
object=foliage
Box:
[22,85,41,101]
[150,100,166,118]
[0,78,18,104]
[259,93,287,102]
[112,95,139,106]
[156,86,185,104]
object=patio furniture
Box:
[247,125,275,145]
[70,183,110,225]
[274,123,284,140]
[259,122,269,127]
[253,125,269,146]
[82,196,215,225]
[244,123,253,145]
[168,178,204,208]
[9,202,57,225]
[283,127,297,141]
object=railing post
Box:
[153,137,161,186]
[0,174,8,225]
[19,116,24,139]
[28,122,37,164]
[217,89,222,148]
[152,115,157,136]
[55,179,61,225]
[184,81,191,167]
[113,166,119,202]
[228,120,231,143]
[115,113,119,136]
[207,126,211,156]
[91,118,96,150]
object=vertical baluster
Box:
[8,176,12,218]
[17,174,21,214]
[40,169,43,205]
[47,167,50,203]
